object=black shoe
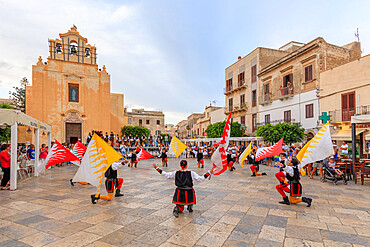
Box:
[302,197,312,207]
[187,205,193,212]
[279,197,290,205]
[262,172,267,176]
[115,189,124,197]
[91,194,99,204]
[135,164,137,168]
[173,206,179,217]
[201,165,204,168]
[70,179,74,186]
[251,174,256,177]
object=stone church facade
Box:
[26,27,125,143]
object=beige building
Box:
[127,109,165,135]
[225,48,287,134]
[195,105,223,138]
[187,113,205,138]
[164,124,176,136]
[26,27,125,144]
[257,38,361,136]
[320,54,370,156]
[176,120,188,139]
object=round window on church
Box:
[70,41,78,55]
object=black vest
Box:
[175,171,193,188]
[286,166,300,183]
[105,166,117,179]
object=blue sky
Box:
[0,0,369,124]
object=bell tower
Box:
[48,26,97,64]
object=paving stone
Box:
[258,225,285,243]
[0,240,31,247]
[234,224,262,235]
[284,237,324,247]
[238,215,265,226]
[15,215,50,226]
[321,230,370,245]
[19,232,59,247]
[285,224,322,242]
[264,215,288,228]
[254,238,282,247]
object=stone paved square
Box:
[0,158,369,246]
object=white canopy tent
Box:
[0,109,52,190]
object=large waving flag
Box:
[297,122,333,166]
[45,140,78,169]
[137,147,153,161]
[239,142,252,168]
[168,136,187,157]
[72,134,122,189]
[255,138,283,161]
[211,112,232,175]
[71,141,87,166]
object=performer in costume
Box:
[196,149,204,168]
[248,150,266,176]
[158,148,168,167]
[227,150,236,171]
[275,153,289,185]
[276,158,312,206]
[128,150,138,168]
[91,161,125,204]
[152,160,213,217]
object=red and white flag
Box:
[137,147,153,161]
[255,138,283,161]
[211,111,232,175]
[45,140,79,169]
[71,141,87,166]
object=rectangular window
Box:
[228,98,233,111]
[146,119,150,125]
[265,114,270,124]
[283,73,293,87]
[284,110,291,123]
[241,116,245,125]
[252,90,256,107]
[305,104,314,118]
[240,94,245,106]
[226,78,233,91]
[304,65,313,82]
[341,91,356,121]
[157,120,160,125]
[252,114,257,132]
[128,118,132,124]
[263,83,270,102]
[139,119,142,126]
[251,65,257,83]
[68,84,79,102]
[238,72,245,86]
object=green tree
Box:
[0,103,14,143]
[121,126,150,137]
[9,77,29,113]
[256,122,305,144]
[205,121,242,138]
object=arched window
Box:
[56,43,62,53]
[70,41,78,55]
[85,48,91,57]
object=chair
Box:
[26,159,35,176]
[353,162,365,185]
[337,162,347,178]
[17,163,28,179]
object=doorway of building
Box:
[65,123,82,144]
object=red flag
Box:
[45,140,79,168]
[72,141,87,160]
[255,138,283,161]
[211,111,232,175]
[137,147,153,161]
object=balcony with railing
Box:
[224,80,247,95]
[224,103,248,114]
[328,105,370,123]
[259,93,272,105]
[279,86,294,99]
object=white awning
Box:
[332,128,367,141]
[351,114,370,124]
[181,136,264,143]
[0,109,52,132]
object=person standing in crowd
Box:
[39,144,48,173]
[0,144,11,190]
[197,149,204,168]
[340,141,349,158]
[27,144,35,160]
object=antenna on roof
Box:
[355,28,360,42]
